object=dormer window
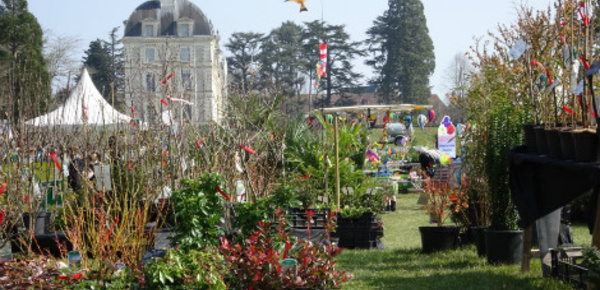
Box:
[178,18,194,37]
[144,24,154,37]
[179,24,189,37]
[142,19,158,37]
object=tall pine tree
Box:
[82,27,124,107]
[225,32,264,95]
[302,20,365,108]
[366,0,435,104]
[0,0,50,122]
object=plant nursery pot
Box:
[484,229,523,265]
[545,128,562,158]
[522,124,537,153]
[335,212,384,249]
[471,226,487,257]
[558,129,575,160]
[534,126,548,155]
[419,226,460,254]
[573,128,598,162]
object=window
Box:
[146,73,156,92]
[180,47,190,62]
[145,48,155,63]
[144,24,154,37]
[179,24,189,37]
[181,70,192,91]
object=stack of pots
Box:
[523,124,598,162]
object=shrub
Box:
[142,248,226,289]
[171,173,228,251]
[219,209,352,289]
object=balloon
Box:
[391,113,396,120]
[440,153,452,166]
[447,124,456,135]
[417,114,426,129]
[428,109,435,122]
[442,116,451,128]
[326,114,333,123]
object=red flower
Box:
[73,273,83,279]
[58,275,68,280]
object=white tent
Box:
[26,68,131,127]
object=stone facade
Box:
[122,0,227,125]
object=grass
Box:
[336,193,589,289]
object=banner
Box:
[437,116,457,158]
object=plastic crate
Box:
[551,247,588,289]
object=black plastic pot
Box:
[558,129,575,160]
[522,124,537,153]
[484,229,523,265]
[471,226,487,257]
[335,212,384,249]
[545,128,561,158]
[419,226,460,254]
[573,129,597,162]
[534,126,548,155]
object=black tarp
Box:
[509,146,600,228]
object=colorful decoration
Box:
[366,148,380,161]
[285,0,307,12]
[319,43,327,77]
[50,152,61,171]
[161,72,175,85]
[168,96,194,105]
[428,109,435,123]
[0,181,6,197]
[404,115,412,128]
[417,114,427,129]
[297,175,311,180]
[215,186,231,201]
[239,144,260,159]
[438,116,457,158]
[563,106,573,114]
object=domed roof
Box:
[124,0,213,37]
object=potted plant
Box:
[418,179,468,253]
[484,102,525,265]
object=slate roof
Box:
[124,0,212,37]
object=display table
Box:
[509,146,600,228]
[509,146,600,273]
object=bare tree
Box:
[443,52,473,99]
[43,29,81,95]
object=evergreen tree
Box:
[302,20,365,107]
[225,32,264,95]
[366,0,435,104]
[0,0,50,121]
[82,27,124,107]
[257,21,305,98]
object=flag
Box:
[319,43,327,77]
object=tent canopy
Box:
[315,104,432,115]
[26,68,131,127]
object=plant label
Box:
[68,251,81,272]
[508,39,527,60]
[281,258,298,278]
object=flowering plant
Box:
[421,179,469,227]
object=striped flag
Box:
[319,43,327,77]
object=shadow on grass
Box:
[337,248,573,290]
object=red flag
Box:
[239,144,260,159]
[215,186,231,201]
[0,181,6,197]
[161,72,175,85]
[297,175,311,180]
[283,240,291,259]
[160,99,169,106]
[50,152,61,171]
[563,106,573,114]
[581,55,590,70]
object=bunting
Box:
[319,43,327,77]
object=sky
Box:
[27,0,557,98]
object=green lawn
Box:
[336,193,589,290]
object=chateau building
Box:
[122,0,227,125]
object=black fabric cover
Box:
[509,146,600,228]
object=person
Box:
[67,145,86,193]
[415,146,441,178]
